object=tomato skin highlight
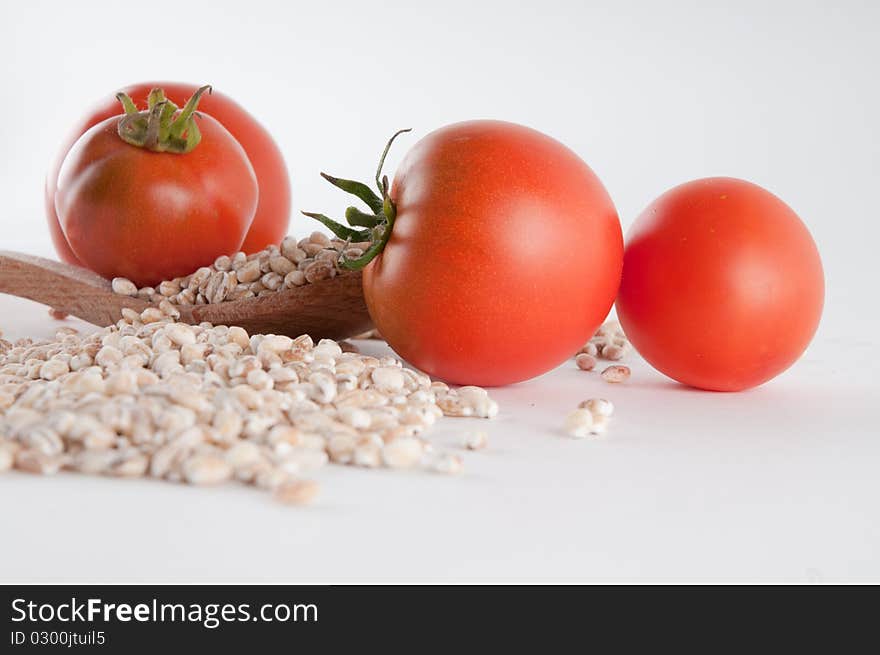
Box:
[46,81,290,264]
[616,177,824,391]
[363,120,623,386]
[55,115,258,287]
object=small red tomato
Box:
[55,87,258,287]
[306,121,623,386]
[46,81,290,265]
[617,177,824,391]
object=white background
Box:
[1,0,878,582]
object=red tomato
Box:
[363,120,623,386]
[46,82,290,264]
[616,177,824,391]
[56,107,258,287]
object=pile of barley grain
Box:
[112,232,366,305]
[0,305,497,505]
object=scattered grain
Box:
[48,308,69,320]
[600,365,631,384]
[274,479,320,505]
[460,430,489,450]
[575,353,596,371]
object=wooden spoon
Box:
[0,251,373,340]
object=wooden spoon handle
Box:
[0,250,150,325]
[0,251,373,340]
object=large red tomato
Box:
[46,81,289,264]
[310,121,623,386]
[617,177,824,391]
[56,89,258,287]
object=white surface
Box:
[1,294,878,584]
[1,0,879,582]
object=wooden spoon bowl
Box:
[0,251,373,340]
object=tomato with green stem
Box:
[55,86,258,287]
[305,120,623,386]
[46,81,290,264]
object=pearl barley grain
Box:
[563,408,594,438]
[590,415,610,435]
[601,365,631,384]
[461,431,489,450]
[575,353,596,371]
[382,436,424,469]
[427,452,464,475]
[601,344,627,361]
[372,366,405,393]
[48,308,69,320]
[578,398,614,418]
[0,443,16,472]
[274,479,320,505]
[183,454,233,485]
[111,277,138,297]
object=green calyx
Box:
[116,85,212,153]
[303,128,412,270]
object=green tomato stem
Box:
[168,85,211,140]
[345,206,381,228]
[142,101,166,151]
[304,128,411,271]
[116,93,139,115]
[147,88,166,109]
[374,128,411,194]
[320,173,384,214]
[115,85,210,154]
[301,212,371,241]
